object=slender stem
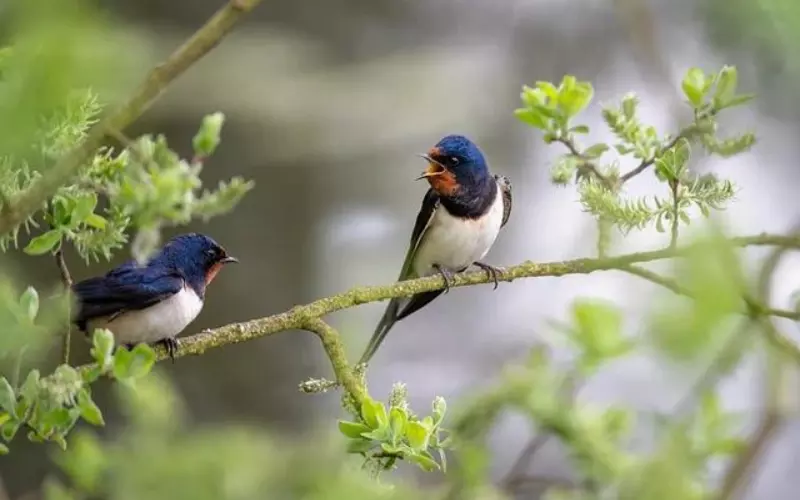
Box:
[556,136,616,190]
[55,243,73,364]
[619,134,687,183]
[669,179,680,248]
[0,0,264,237]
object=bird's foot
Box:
[433,264,456,293]
[157,337,179,363]
[474,261,504,290]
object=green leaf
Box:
[19,370,40,401]
[71,193,98,226]
[584,143,609,159]
[535,81,559,102]
[360,397,388,430]
[713,66,737,108]
[558,80,594,118]
[77,389,104,426]
[127,344,156,379]
[90,329,115,371]
[570,299,632,371]
[0,442,7,455]
[19,286,39,322]
[570,125,590,134]
[432,396,447,426]
[2,418,21,441]
[514,108,549,130]
[389,407,407,443]
[405,420,430,450]
[520,85,546,107]
[24,229,62,255]
[338,420,370,439]
[621,93,638,119]
[346,438,375,454]
[723,94,755,109]
[192,112,225,158]
[682,68,706,107]
[407,450,440,471]
[0,378,15,416]
[83,213,107,230]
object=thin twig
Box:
[0,0,264,237]
[669,180,680,248]
[619,134,686,183]
[55,243,73,364]
[555,137,616,190]
[54,246,73,287]
[500,433,553,490]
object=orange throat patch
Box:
[427,168,458,196]
[205,262,223,285]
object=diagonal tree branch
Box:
[71,232,800,407]
[0,0,264,236]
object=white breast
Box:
[87,286,204,345]
[412,181,505,278]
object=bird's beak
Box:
[415,153,446,181]
[220,256,239,264]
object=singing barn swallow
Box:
[358,134,512,365]
[71,233,237,361]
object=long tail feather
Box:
[358,289,446,365]
[358,297,402,365]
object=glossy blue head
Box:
[152,233,237,289]
[418,135,491,197]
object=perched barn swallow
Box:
[71,233,237,361]
[358,134,512,365]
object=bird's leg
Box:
[474,261,504,290]
[433,264,455,293]
[156,337,179,363]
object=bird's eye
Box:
[450,157,460,166]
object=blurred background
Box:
[3,0,800,497]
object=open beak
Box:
[415,153,446,181]
[220,256,239,264]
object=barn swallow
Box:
[358,134,512,365]
[71,233,237,361]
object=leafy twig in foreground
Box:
[0,0,264,237]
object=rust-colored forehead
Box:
[427,146,442,158]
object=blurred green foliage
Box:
[48,373,429,500]
[701,0,800,116]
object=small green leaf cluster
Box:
[4,91,254,262]
[0,329,155,455]
[515,66,754,239]
[338,388,450,473]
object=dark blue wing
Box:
[72,264,184,327]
